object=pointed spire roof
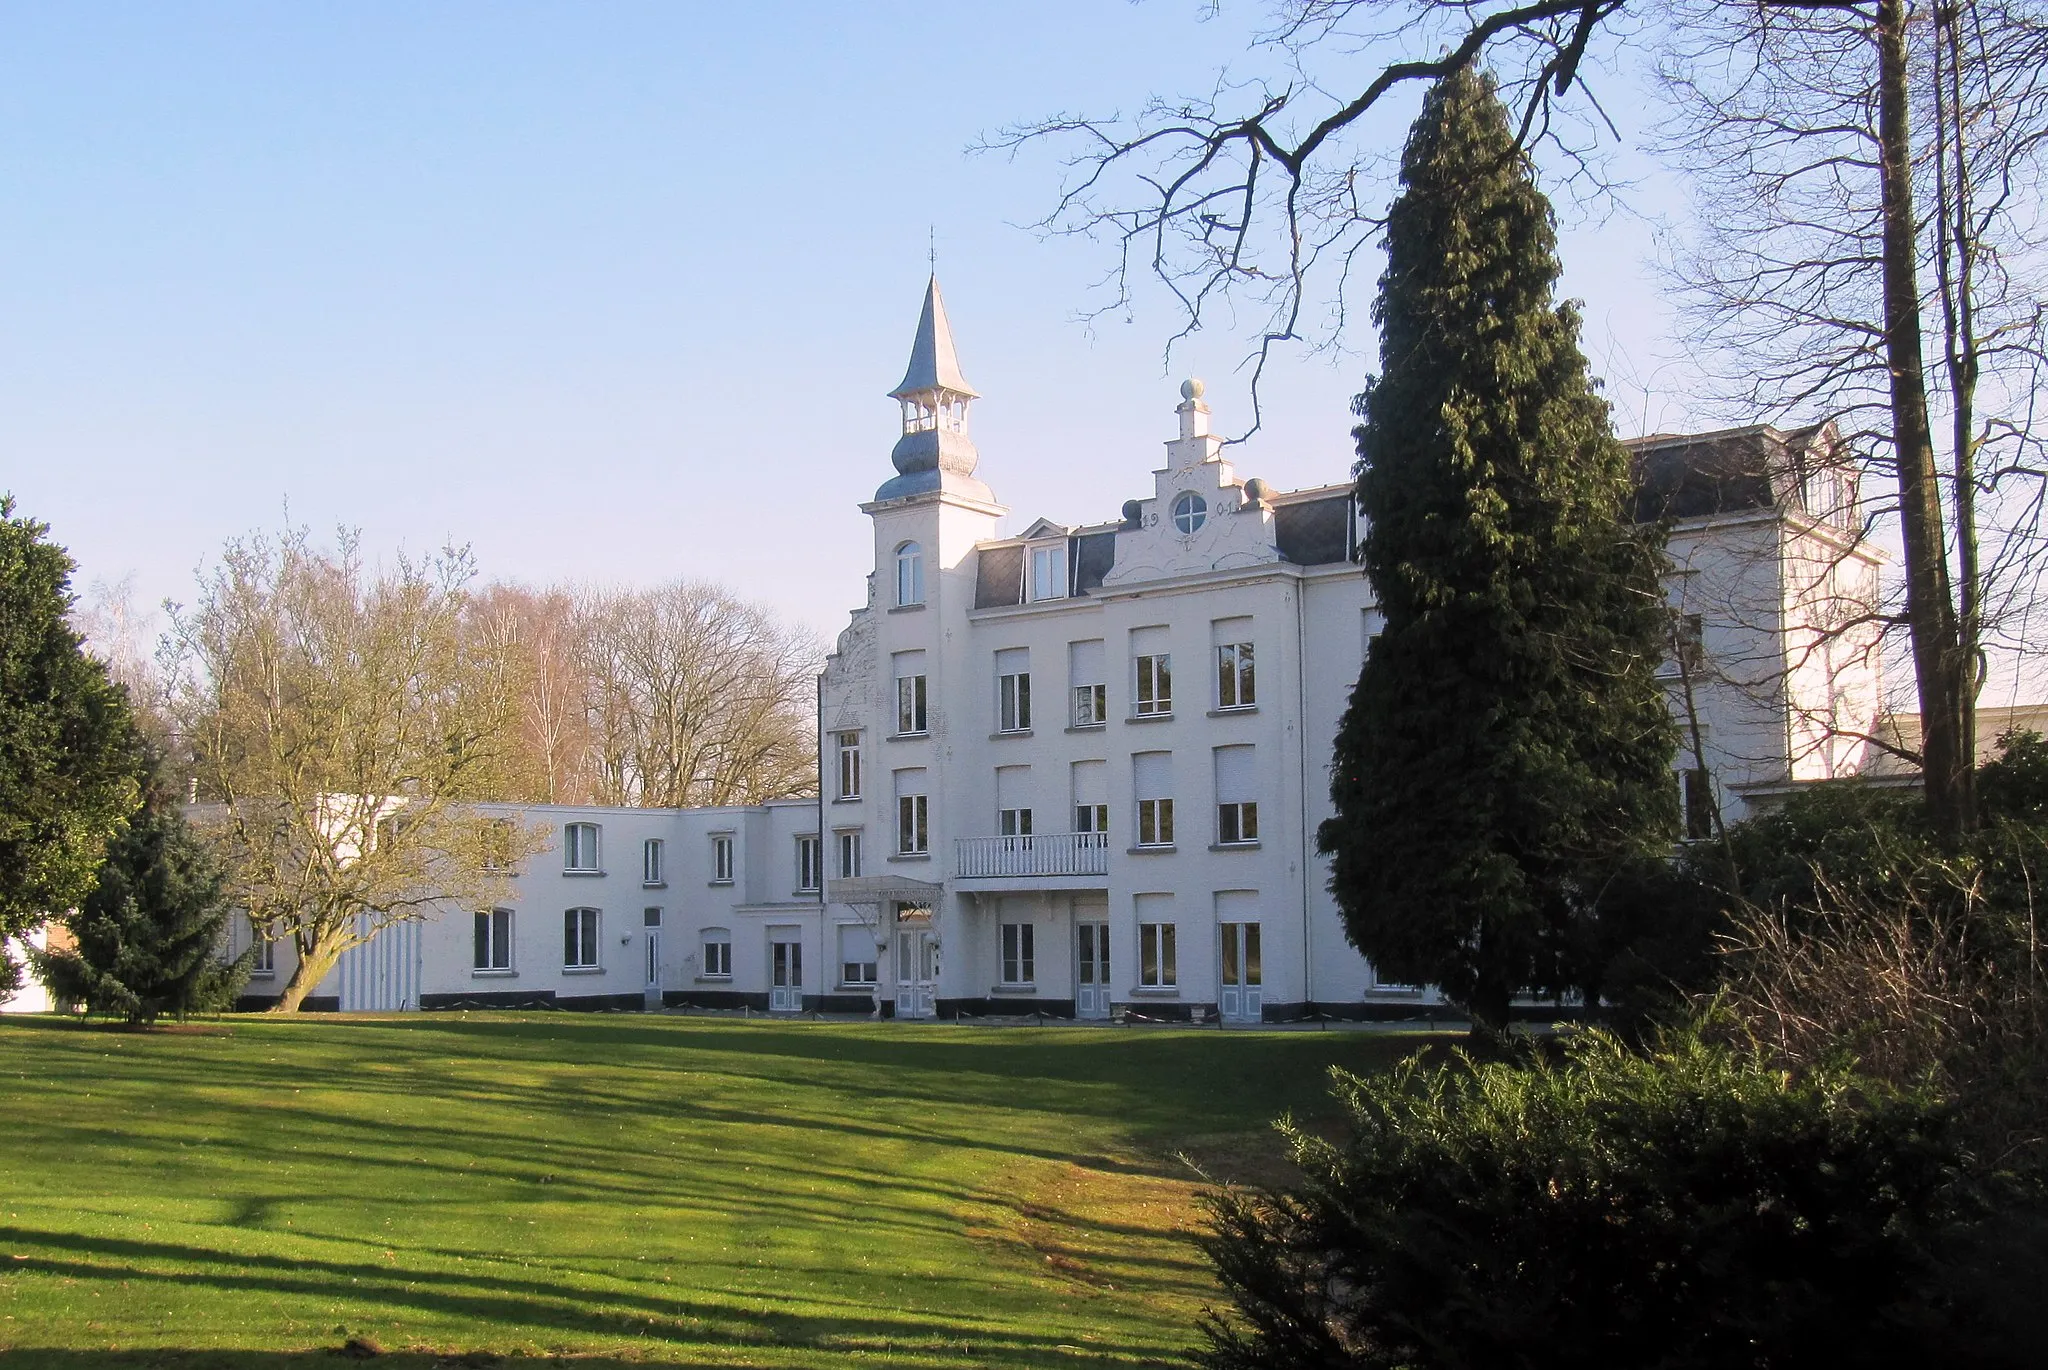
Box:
[889,276,979,400]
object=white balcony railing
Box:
[955,831,1111,879]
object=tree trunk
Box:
[1875,0,1974,837]
[1465,978,1513,1046]
[270,928,345,1012]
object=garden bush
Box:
[1196,1025,1964,1370]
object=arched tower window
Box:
[895,541,925,607]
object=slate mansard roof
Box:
[1627,422,1857,527]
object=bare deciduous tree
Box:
[577,582,819,808]
[475,579,821,809]
[168,528,539,1011]
[1657,0,2048,834]
[994,0,2048,835]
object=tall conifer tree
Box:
[1317,65,1678,1035]
[34,746,249,1025]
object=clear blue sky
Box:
[1,2,1680,645]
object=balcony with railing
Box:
[955,831,1111,883]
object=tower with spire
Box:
[875,277,996,505]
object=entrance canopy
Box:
[826,875,945,907]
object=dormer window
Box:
[1029,543,1067,601]
[1172,492,1208,534]
[895,542,925,607]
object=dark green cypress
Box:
[0,497,139,996]
[34,747,249,1025]
[1316,65,1679,1036]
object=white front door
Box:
[769,934,803,1013]
[644,931,660,987]
[1219,921,1262,1024]
[1075,922,1110,1019]
[895,927,937,1019]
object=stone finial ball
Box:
[1122,499,1144,526]
[1180,378,1206,401]
[1243,478,1269,505]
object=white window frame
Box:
[710,833,735,884]
[642,837,665,886]
[835,731,863,799]
[999,807,1034,837]
[1000,922,1036,986]
[1171,492,1207,534]
[563,907,600,970]
[1075,803,1109,841]
[1683,767,1716,841]
[998,671,1032,733]
[897,794,929,855]
[473,908,513,973]
[1028,543,1067,602]
[896,673,929,735]
[896,541,925,607]
[481,817,514,871]
[701,929,732,978]
[1215,641,1256,709]
[796,835,822,893]
[1071,682,1107,727]
[839,926,879,987]
[1137,797,1175,848]
[1140,922,1178,987]
[564,822,601,873]
[836,829,863,879]
[1217,800,1259,845]
[1135,653,1172,716]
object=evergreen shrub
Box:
[1196,1025,1962,1370]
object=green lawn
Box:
[0,1014,1439,1369]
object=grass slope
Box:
[0,1015,1434,1368]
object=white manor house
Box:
[225,279,1885,1019]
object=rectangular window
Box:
[1135,653,1172,715]
[1684,768,1716,841]
[482,818,514,871]
[642,838,665,886]
[839,925,878,986]
[1137,798,1174,847]
[253,932,277,975]
[898,795,928,854]
[1030,544,1067,601]
[1001,922,1036,985]
[1669,613,1706,675]
[999,672,1032,732]
[1215,745,1258,845]
[564,822,600,872]
[1134,751,1173,847]
[1139,922,1177,988]
[1075,803,1109,838]
[702,930,732,977]
[472,908,512,971]
[837,829,863,878]
[563,908,600,969]
[643,907,662,928]
[1071,683,1106,727]
[797,835,821,892]
[1216,642,1255,709]
[1069,639,1106,726]
[711,834,734,883]
[835,731,863,799]
[896,674,928,734]
[999,807,1034,836]
[894,770,928,855]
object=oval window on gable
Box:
[1172,492,1208,535]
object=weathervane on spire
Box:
[928,225,937,271]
